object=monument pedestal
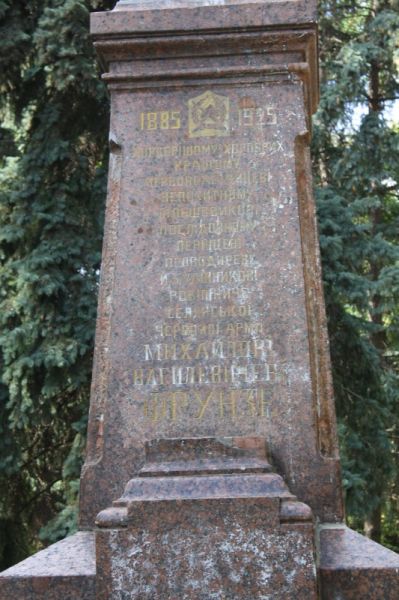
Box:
[95,438,317,599]
[1,0,399,597]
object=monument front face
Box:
[81,81,341,524]
[116,82,305,438]
[80,1,343,527]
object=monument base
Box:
[96,500,316,600]
[95,437,317,599]
[1,512,399,598]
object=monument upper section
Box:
[91,0,317,37]
[91,0,319,117]
[81,0,330,528]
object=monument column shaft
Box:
[80,0,344,527]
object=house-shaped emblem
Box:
[188,90,230,138]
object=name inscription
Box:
[129,88,294,427]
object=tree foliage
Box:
[313,0,399,546]
[0,0,113,569]
[0,0,398,569]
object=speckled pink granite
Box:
[1,0,398,597]
[95,437,317,598]
[319,526,399,599]
[81,7,342,527]
[0,532,95,599]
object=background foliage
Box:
[313,0,399,547]
[0,0,398,569]
[0,0,113,568]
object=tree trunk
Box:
[364,504,382,541]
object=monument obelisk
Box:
[1,0,398,597]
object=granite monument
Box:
[1,0,398,598]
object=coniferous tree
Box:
[313,0,399,546]
[0,0,113,568]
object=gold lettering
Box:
[195,343,208,360]
[141,339,273,362]
[133,369,143,385]
[196,389,214,419]
[180,344,191,360]
[258,388,268,417]
[144,394,167,422]
[219,390,237,419]
[140,111,181,131]
[143,387,269,422]
[161,203,260,220]
[133,140,282,160]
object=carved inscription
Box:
[130,89,292,427]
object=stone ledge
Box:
[91,0,317,38]
[0,531,96,600]
[319,525,399,600]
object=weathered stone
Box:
[0,532,95,600]
[80,0,343,529]
[95,437,317,599]
[319,526,399,600]
[1,0,398,598]
[96,514,316,600]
